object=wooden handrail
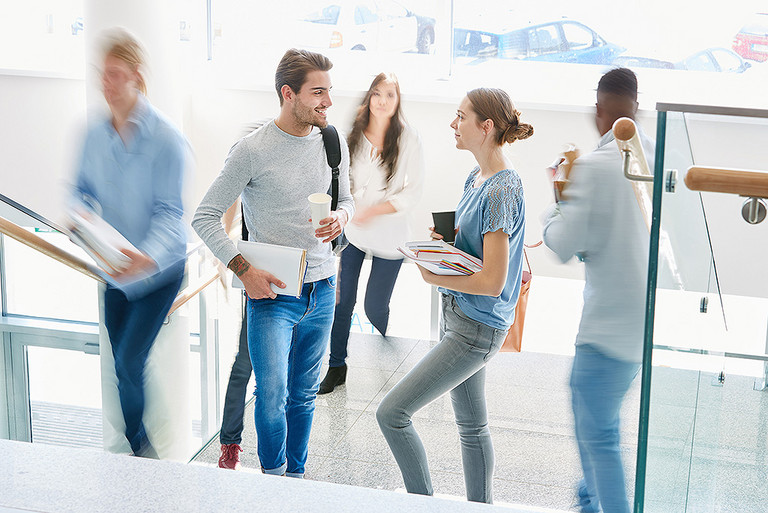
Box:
[168,269,219,316]
[1,214,222,317]
[0,216,105,282]
[684,166,768,198]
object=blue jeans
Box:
[376,293,506,503]
[570,344,640,513]
[247,276,336,476]
[103,272,184,454]
[329,243,403,367]
[220,309,251,445]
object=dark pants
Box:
[220,310,251,445]
[328,243,403,368]
[103,273,183,454]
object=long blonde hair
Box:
[101,28,147,95]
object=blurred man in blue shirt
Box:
[72,29,188,457]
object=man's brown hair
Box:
[274,49,333,106]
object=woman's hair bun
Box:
[510,123,534,142]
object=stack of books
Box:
[66,208,137,275]
[397,240,483,276]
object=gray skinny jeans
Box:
[376,293,507,503]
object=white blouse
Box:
[344,125,425,259]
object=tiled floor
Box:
[193,333,641,511]
[193,331,768,512]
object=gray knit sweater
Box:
[192,120,353,283]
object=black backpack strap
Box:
[321,125,342,211]
[240,203,249,241]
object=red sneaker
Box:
[218,443,243,470]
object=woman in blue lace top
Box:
[377,88,532,504]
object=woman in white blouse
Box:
[318,72,425,394]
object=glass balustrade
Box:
[636,105,768,513]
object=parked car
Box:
[614,48,751,73]
[612,55,677,70]
[296,1,435,54]
[453,19,624,65]
[732,13,768,62]
[681,47,751,73]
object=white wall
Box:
[0,73,86,227]
[2,72,767,294]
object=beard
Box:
[292,97,327,129]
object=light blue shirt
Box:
[440,167,526,330]
[72,93,188,298]
[542,128,655,363]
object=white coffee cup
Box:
[308,193,332,231]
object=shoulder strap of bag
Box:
[240,203,249,241]
[321,125,342,211]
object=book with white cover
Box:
[66,207,137,275]
[233,240,308,298]
[397,240,483,276]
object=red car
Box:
[733,13,768,62]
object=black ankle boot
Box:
[317,364,347,395]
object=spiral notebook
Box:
[232,240,308,298]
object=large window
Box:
[205,0,764,107]
[3,1,763,107]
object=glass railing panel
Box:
[641,107,768,513]
[3,231,99,323]
[27,345,102,448]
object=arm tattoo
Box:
[228,254,251,277]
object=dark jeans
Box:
[328,243,403,368]
[220,311,251,445]
[103,273,183,454]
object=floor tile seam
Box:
[343,363,415,372]
[353,342,426,414]
[487,425,578,440]
[314,407,372,455]
[488,425,641,448]
[315,457,472,478]
[356,367,402,412]
[389,337,432,375]
[489,479,576,491]
[306,453,331,473]
[310,455,584,485]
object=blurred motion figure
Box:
[71,28,188,457]
[318,72,425,395]
[542,67,654,513]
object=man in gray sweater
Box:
[192,49,353,478]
